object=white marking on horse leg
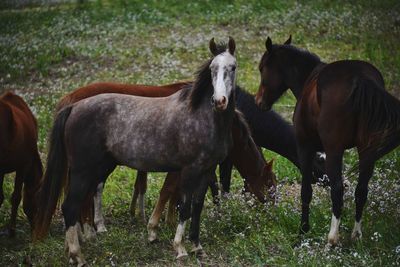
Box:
[82,222,97,241]
[351,220,362,241]
[94,183,107,233]
[76,223,83,242]
[327,214,340,245]
[147,204,160,243]
[65,224,87,266]
[138,193,146,222]
[147,192,169,242]
[173,221,188,259]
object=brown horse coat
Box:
[0,91,42,236]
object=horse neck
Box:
[230,127,265,182]
[286,54,325,100]
[217,91,236,122]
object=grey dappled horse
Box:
[34,37,237,265]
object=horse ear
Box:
[265,37,272,52]
[228,36,236,55]
[209,38,218,56]
[265,159,274,172]
[284,35,292,45]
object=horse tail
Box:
[33,106,73,241]
[350,78,400,167]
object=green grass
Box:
[1,0,400,266]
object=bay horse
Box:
[255,36,400,246]
[0,91,43,236]
[219,85,326,193]
[34,37,237,264]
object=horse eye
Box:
[231,66,236,71]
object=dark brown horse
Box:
[0,92,43,236]
[255,36,400,246]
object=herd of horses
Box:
[1,36,399,265]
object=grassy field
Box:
[1,0,400,266]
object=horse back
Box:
[57,81,190,111]
[0,92,39,169]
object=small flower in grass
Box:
[370,232,381,242]
[395,245,400,255]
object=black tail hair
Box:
[33,106,73,241]
[349,78,400,172]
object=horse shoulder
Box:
[0,101,15,151]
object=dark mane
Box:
[180,42,229,110]
[233,109,252,145]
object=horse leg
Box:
[93,182,107,233]
[64,161,115,265]
[130,171,147,222]
[352,157,375,241]
[326,150,344,246]
[166,185,179,225]
[298,145,315,235]
[189,170,212,257]
[81,193,96,241]
[173,168,200,259]
[219,158,233,194]
[208,172,219,205]
[0,173,4,208]
[9,171,24,237]
[62,170,92,266]
[147,172,178,242]
[137,171,147,222]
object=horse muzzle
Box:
[211,95,228,111]
[254,95,271,111]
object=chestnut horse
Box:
[255,36,400,246]
[34,38,237,264]
[0,92,43,236]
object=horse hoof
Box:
[351,230,362,241]
[148,230,158,243]
[96,225,107,233]
[327,235,339,246]
[176,251,188,260]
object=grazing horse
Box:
[219,85,326,193]
[0,92,43,236]
[34,37,237,264]
[255,36,400,245]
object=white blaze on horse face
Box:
[328,214,340,245]
[210,51,236,110]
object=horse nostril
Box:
[221,96,226,105]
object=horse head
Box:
[255,35,292,110]
[209,37,237,111]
